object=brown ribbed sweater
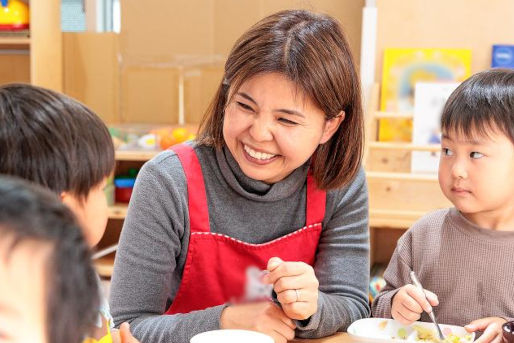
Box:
[372,208,514,326]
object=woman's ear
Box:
[320,111,345,144]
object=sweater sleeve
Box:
[109,154,226,343]
[294,167,371,338]
[371,229,414,319]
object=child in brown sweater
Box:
[372,69,514,343]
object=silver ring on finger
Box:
[295,289,300,302]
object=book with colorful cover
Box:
[379,48,471,142]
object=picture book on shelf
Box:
[379,48,471,142]
[492,45,514,68]
[411,82,460,174]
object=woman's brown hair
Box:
[197,10,363,190]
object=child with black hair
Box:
[0,83,138,343]
[0,176,99,343]
[372,69,514,343]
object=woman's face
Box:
[0,238,49,343]
[223,72,342,183]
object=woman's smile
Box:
[242,143,280,165]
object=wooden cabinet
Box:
[95,150,159,277]
[0,0,62,91]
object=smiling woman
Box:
[110,9,370,343]
[223,72,343,184]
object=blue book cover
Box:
[492,45,514,68]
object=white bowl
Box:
[347,318,475,343]
[190,329,274,343]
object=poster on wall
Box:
[379,48,471,142]
[411,82,460,174]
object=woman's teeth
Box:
[244,145,276,160]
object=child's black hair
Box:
[0,176,99,343]
[0,83,114,198]
[441,68,514,143]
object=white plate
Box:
[190,329,274,343]
[347,318,475,343]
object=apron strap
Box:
[306,171,326,226]
[170,144,211,233]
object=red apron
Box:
[165,144,326,314]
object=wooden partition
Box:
[63,33,120,123]
[118,0,364,125]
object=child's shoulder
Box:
[404,208,452,238]
[412,208,452,229]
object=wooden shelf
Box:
[369,209,426,229]
[366,171,438,182]
[94,255,115,278]
[0,36,30,46]
[115,150,160,161]
[368,142,440,152]
[108,203,128,219]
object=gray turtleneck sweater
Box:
[110,143,370,343]
[372,208,514,326]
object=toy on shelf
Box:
[152,126,196,150]
[114,168,138,203]
[109,124,196,152]
[0,0,29,31]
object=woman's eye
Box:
[442,147,453,156]
[236,102,254,112]
[470,151,484,159]
[278,118,298,125]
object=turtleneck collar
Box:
[215,145,309,202]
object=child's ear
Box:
[320,111,345,144]
[60,191,80,213]
[60,191,69,203]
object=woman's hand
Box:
[263,257,319,321]
[465,317,507,343]
[391,284,439,325]
[111,322,141,343]
[220,301,296,343]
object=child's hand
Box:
[465,317,506,343]
[111,322,140,343]
[263,257,319,320]
[391,284,439,325]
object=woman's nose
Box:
[249,115,274,142]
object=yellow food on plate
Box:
[411,325,472,343]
